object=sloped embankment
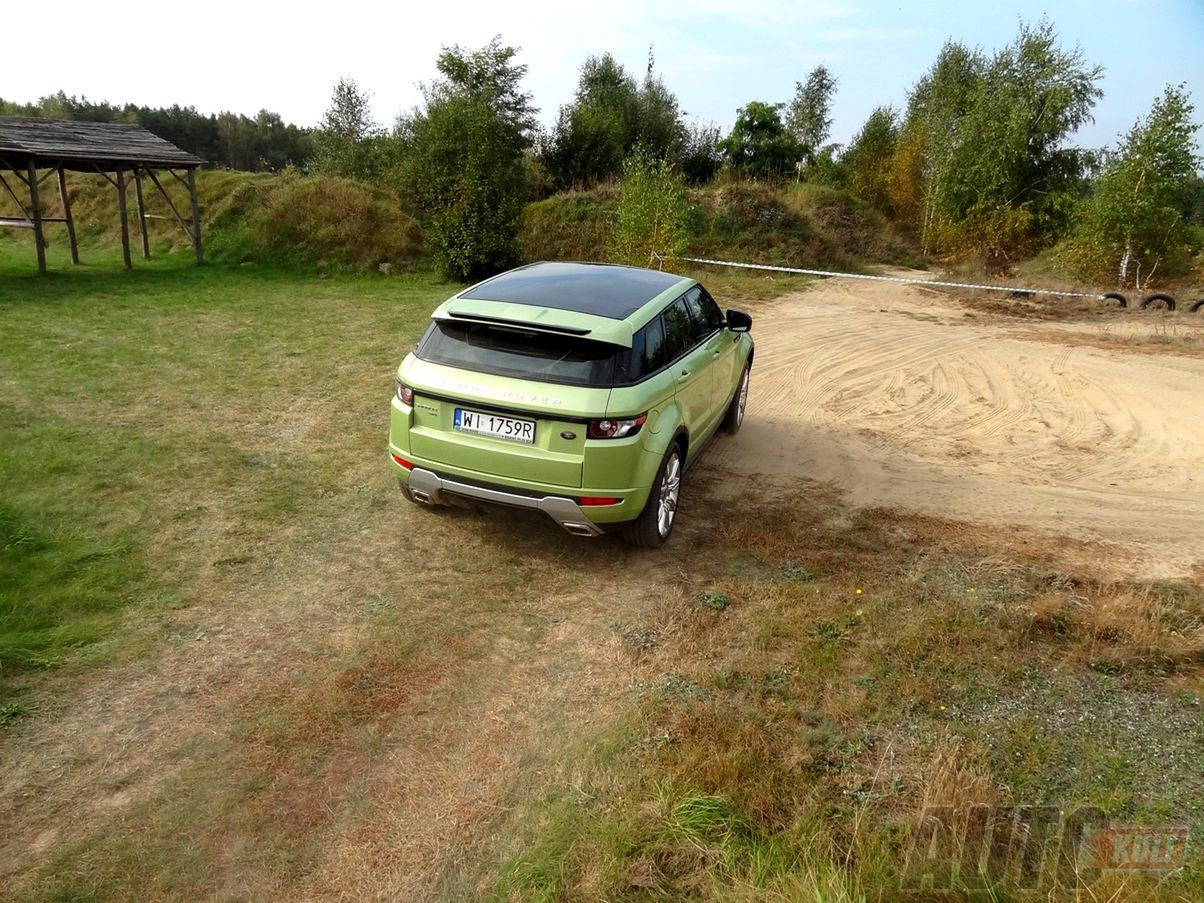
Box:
[520,181,918,270]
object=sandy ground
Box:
[710,273,1204,579]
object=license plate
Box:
[454,408,536,444]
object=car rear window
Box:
[417,320,620,387]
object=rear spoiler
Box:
[443,308,592,336]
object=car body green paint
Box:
[387,263,753,537]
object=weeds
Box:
[696,590,731,611]
[0,702,26,726]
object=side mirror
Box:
[726,309,752,332]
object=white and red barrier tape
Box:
[678,256,1107,300]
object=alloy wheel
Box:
[657,451,682,537]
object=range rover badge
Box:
[561,430,577,440]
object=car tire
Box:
[1141,293,1176,311]
[1101,291,1127,308]
[721,360,751,434]
[622,442,684,548]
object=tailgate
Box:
[409,393,593,488]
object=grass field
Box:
[1,244,1202,900]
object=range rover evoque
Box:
[387,261,753,546]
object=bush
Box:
[609,147,689,268]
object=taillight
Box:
[579,496,621,506]
[391,453,414,470]
[396,380,414,405]
[587,413,647,440]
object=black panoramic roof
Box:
[459,262,687,320]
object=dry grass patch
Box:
[1020,322,1204,359]
[1028,585,1204,675]
[493,487,1204,900]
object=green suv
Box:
[388,262,753,546]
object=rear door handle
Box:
[678,369,690,381]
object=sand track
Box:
[707,274,1204,578]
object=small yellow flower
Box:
[855,588,863,595]
[939,705,947,711]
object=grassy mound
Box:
[0,169,422,273]
[519,180,919,270]
[518,187,619,262]
[4,168,916,276]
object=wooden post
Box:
[27,157,46,274]
[186,167,203,264]
[56,166,79,265]
[133,167,151,259]
[116,168,132,270]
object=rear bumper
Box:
[405,467,607,537]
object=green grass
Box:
[0,241,454,687]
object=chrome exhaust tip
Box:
[562,522,599,537]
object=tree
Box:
[636,49,685,161]
[787,65,838,164]
[544,51,684,188]
[545,54,641,187]
[609,144,689,268]
[894,21,1102,257]
[719,101,801,178]
[1067,84,1201,286]
[680,121,723,184]
[842,106,899,212]
[313,77,383,180]
[0,92,311,171]
[397,37,536,279]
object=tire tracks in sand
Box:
[707,274,1204,579]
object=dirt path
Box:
[0,492,691,899]
[709,273,1204,579]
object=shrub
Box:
[609,146,690,268]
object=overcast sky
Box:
[8,0,1203,149]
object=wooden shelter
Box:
[0,117,204,273]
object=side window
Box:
[615,316,669,384]
[698,288,725,330]
[682,287,722,339]
[640,315,667,376]
[662,298,694,362]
